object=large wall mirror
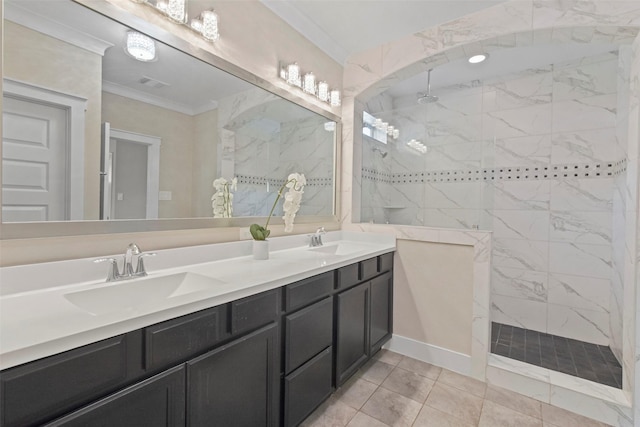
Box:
[1,0,338,238]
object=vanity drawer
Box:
[283,347,333,427]
[378,252,394,273]
[360,257,378,282]
[336,262,359,290]
[284,297,333,374]
[284,272,333,312]
[0,332,142,427]
[231,288,280,335]
[144,304,227,372]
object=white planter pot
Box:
[253,240,269,260]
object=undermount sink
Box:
[64,272,225,315]
[307,242,372,256]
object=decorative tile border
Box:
[362,160,627,184]
[236,175,333,187]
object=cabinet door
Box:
[45,365,186,427]
[370,272,393,354]
[187,323,279,427]
[335,282,369,386]
[0,332,142,427]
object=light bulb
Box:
[287,63,301,87]
[166,0,186,22]
[318,81,329,101]
[303,72,316,95]
[330,90,341,107]
[201,10,219,41]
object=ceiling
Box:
[260,0,509,65]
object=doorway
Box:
[100,124,161,220]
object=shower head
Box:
[372,147,388,158]
[417,69,439,104]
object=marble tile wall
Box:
[217,89,335,217]
[362,52,623,346]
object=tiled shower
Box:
[217,88,335,218]
[361,48,631,386]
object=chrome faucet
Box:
[309,227,326,247]
[94,243,156,282]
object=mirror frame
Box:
[0,0,342,239]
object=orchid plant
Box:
[211,177,237,218]
[250,173,306,240]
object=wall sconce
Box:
[125,31,156,62]
[131,0,220,42]
[280,62,341,107]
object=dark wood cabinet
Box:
[187,323,280,427]
[335,253,394,387]
[45,365,186,427]
[335,281,370,386]
[1,252,394,427]
[370,272,393,354]
[0,331,143,427]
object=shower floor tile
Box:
[490,322,622,389]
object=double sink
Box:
[63,241,374,316]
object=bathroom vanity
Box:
[0,233,394,426]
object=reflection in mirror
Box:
[2,0,336,223]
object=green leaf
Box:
[250,224,268,240]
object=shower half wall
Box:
[361,49,629,361]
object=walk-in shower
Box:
[359,38,636,390]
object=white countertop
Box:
[0,231,395,370]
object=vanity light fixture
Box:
[324,121,336,132]
[363,112,400,142]
[407,139,428,154]
[191,10,220,41]
[126,31,156,62]
[468,53,488,64]
[280,62,341,107]
[131,0,221,42]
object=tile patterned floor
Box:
[490,322,622,389]
[302,350,612,427]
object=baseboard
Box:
[383,334,471,376]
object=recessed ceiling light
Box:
[468,53,488,64]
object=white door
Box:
[2,95,68,222]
